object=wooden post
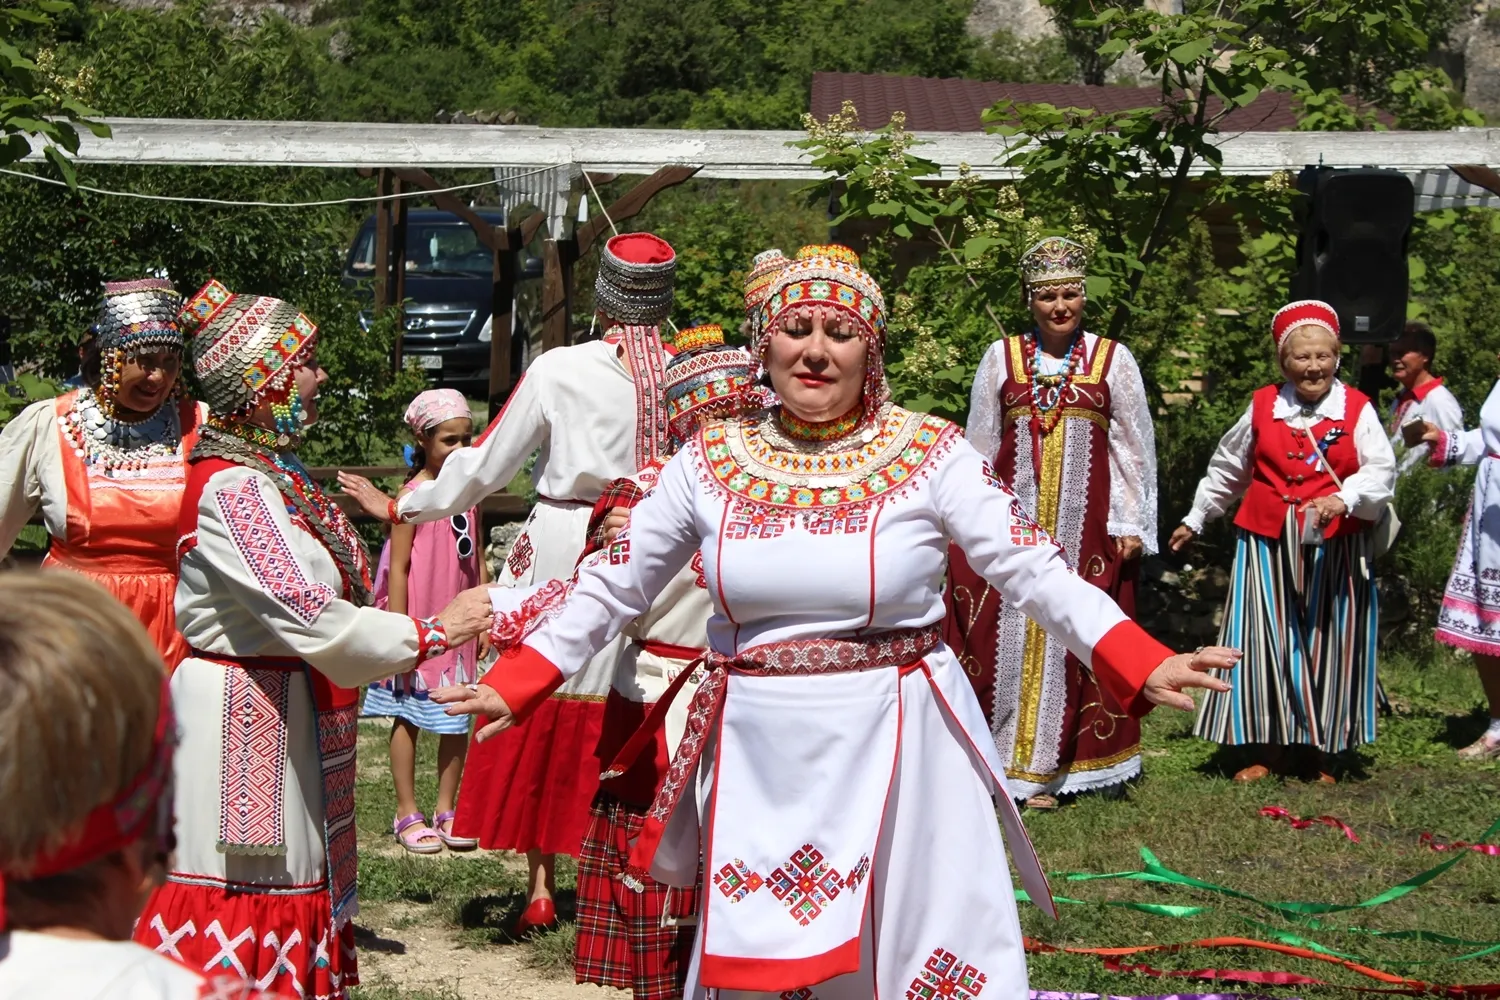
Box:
[540,237,570,353]
[372,168,391,316]
[487,225,520,423]
[389,175,409,372]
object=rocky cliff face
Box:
[1445,2,1500,122]
[111,0,321,26]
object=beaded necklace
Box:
[1022,330,1087,436]
[60,388,183,474]
[193,421,371,605]
[778,404,863,443]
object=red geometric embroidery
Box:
[712,858,764,902]
[906,948,987,1000]
[690,551,707,589]
[218,668,289,851]
[317,704,360,926]
[980,459,1016,497]
[844,854,871,893]
[804,508,871,535]
[216,477,336,625]
[608,534,631,564]
[768,844,843,926]
[780,990,817,1000]
[725,503,787,540]
[506,531,534,579]
[1009,521,1044,546]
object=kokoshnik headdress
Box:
[756,244,889,434]
[178,279,319,446]
[1019,236,1089,303]
[662,324,753,445]
[596,233,677,468]
[92,278,185,418]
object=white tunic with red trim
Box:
[482,405,1171,1000]
[136,463,436,1000]
[0,931,291,999]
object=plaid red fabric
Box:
[575,791,697,1000]
[580,478,647,563]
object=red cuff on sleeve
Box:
[1428,431,1449,468]
[1092,620,1174,718]
[480,644,565,721]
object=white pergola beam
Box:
[22,119,1500,178]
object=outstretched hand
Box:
[431,683,514,742]
[1142,645,1240,712]
[434,586,496,648]
[336,472,395,522]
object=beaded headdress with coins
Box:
[742,248,790,335]
[755,244,889,433]
[178,279,319,445]
[662,324,754,445]
[1019,236,1089,303]
[91,278,185,418]
[595,233,677,468]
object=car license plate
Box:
[415,354,443,370]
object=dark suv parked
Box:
[343,209,541,397]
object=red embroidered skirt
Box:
[134,879,356,1000]
[452,693,604,856]
[575,791,697,1000]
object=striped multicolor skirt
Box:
[1193,524,1379,753]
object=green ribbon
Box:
[1015,815,1500,970]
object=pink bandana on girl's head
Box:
[404,389,472,434]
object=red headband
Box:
[0,680,175,930]
[1272,299,1340,347]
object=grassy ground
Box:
[349,638,1500,999]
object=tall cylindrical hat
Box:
[595,232,676,326]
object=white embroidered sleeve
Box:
[1428,386,1465,434]
[0,400,51,557]
[1104,344,1159,552]
[964,341,1005,464]
[397,366,547,524]
[509,448,701,682]
[935,437,1129,665]
[1181,405,1255,534]
[198,469,423,686]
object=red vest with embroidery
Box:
[1234,384,1369,540]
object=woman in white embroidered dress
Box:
[0,279,204,669]
[132,281,493,1000]
[947,236,1158,810]
[1418,371,1500,761]
[1169,301,1395,784]
[338,232,680,935]
[438,245,1239,1000]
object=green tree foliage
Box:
[0,0,108,182]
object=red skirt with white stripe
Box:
[133,878,356,1000]
[452,693,605,856]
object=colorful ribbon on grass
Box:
[1420,834,1500,856]
[1260,806,1361,843]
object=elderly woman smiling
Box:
[1170,300,1395,784]
[436,245,1238,1000]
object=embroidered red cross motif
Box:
[712,858,763,902]
[768,844,843,926]
[506,532,534,579]
[906,947,987,1000]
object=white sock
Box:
[1486,717,1500,740]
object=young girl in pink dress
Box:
[364,389,490,853]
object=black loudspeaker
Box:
[1291,167,1414,344]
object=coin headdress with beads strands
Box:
[91,277,185,420]
[754,244,889,436]
[595,232,677,469]
[178,279,371,605]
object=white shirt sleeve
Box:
[0,400,55,557]
[1181,404,1255,534]
[1334,401,1396,520]
[196,468,425,687]
[964,341,1005,464]
[1427,385,1465,433]
[1104,344,1158,552]
[507,447,702,682]
[397,368,547,524]
[934,436,1129,667]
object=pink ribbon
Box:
[1259,806,1360,843]
[1419,833,1500,856]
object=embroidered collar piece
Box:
[778,405,862,442]
[698,402,957,510]
[60,388,182,473]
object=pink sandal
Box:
[434,810,478,851]
[394,812,443,854]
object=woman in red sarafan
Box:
[945,236,1158,810]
